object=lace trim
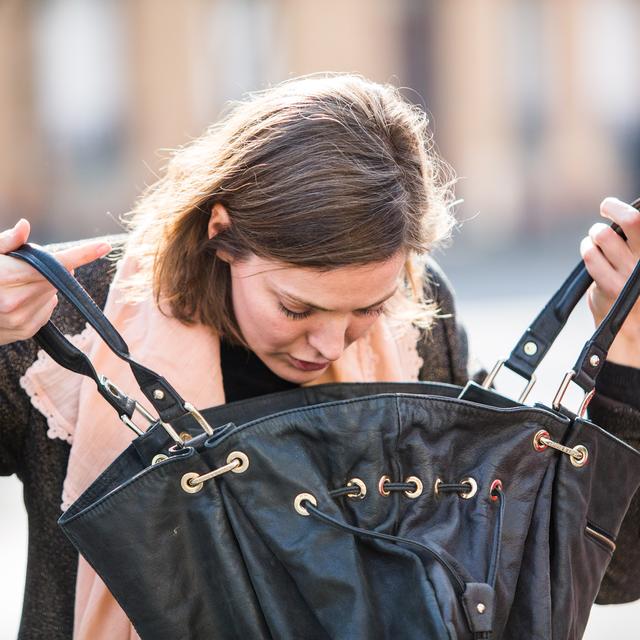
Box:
[19,324,95,445]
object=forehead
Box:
[236,253,406,308]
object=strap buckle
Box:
[551,371,595,418]
[482,359,537,404]
[99,378,213,445]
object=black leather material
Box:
[13,243,640,638]
[57,384,640,639]
[34,323,137,419]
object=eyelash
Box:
[278,303,386,320]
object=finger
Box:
[17,293,59,339]
[580,236,626,300]
[0,218,31,254]
[0,238,111,286]
[53,241,112,273]
[599,197,640,255]
[588,222,636,277]
[0,289,58,333]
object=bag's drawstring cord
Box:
[298,476,505,639]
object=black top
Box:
[220,338,298,401]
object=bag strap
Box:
[483,197,640,402]
[8,244,212,444]
[552,254,640,415]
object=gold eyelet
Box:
[181,472,203,494]
[570,445,589,468]
[346,478,367,500]
[434,477,443,496]
[458,477,478,499]
[227,451,249,473]
[533,429,550,452]
[403,476,423,499]
[294,492,317,516]
[378,475,391,496]
[151,454,168,465]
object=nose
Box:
[307,316,349,362]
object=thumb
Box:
[0,218,30,254]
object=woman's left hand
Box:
[580,197,640,368]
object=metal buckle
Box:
[100,378,214,445]
[482,359,537,403]
[100,375,155,436]
[551,371,595,418]
[184,402,214,436]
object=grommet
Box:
[294,492,317,516]
[346,478,367,500]
[378,475,391,496]
[570,445,589,468]
[489,479,503,502]
[179,432,192,442]
[523,341,538,356]
[227,451,249,473]
[153,389,165,400]
[458,477,478,499]
[533,429,550,452]
[589,355,600,368]
[434,477,443,496]
[477,603,486,614]
[151,454,168,465]
[181,472,203,494]
[403,476,423,499]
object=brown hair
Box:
[120,73,456,345]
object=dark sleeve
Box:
[0,338,39,477]
[594,361,640,411]
[590,365,640,605]
[417,256,486,386]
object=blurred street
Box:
[1,230,638,638]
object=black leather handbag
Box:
[10,233,640,640]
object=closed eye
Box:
[354,305,386,317]
[278,303,312,320]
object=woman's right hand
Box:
[0,219,112,346]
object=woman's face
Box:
[225,252,406,384]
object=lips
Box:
[288,355,329,372]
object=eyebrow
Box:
[277,286,398,312]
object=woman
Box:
[1,74,639,639]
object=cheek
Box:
[233,287,305,350]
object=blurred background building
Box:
[1,1,640,638]
[1,0,638,245]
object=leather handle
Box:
[503,197,639,381]
[8,243,190,425]
[34,322,138,420]
[571,255,640,393]
[9,244,130,356]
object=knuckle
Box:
[593,225,612,245]
[0,293,21,315]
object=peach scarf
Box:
[20,252,423,640]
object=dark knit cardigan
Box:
[1,236,639,639]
